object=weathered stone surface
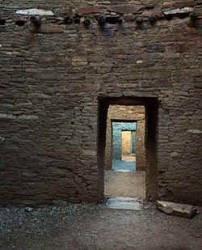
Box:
[106,197,143,210]
[187,129,202,134]
[16,9,54,16]
[170,152,179,158]
[0,0,201,206]
[38,24,64,33]
[72,56,88,66]
[25,207,34,212]
[77,6,104,16]
[163,7,194,16]
[107,4,143,14]
[0,114,39,120]
[124,13,136,22]
[157,201,198,218]
[195,4,202,17]
[163,1,195,8]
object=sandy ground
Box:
[105,170,146,199]
[0,203,201,250]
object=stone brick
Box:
[77,6,104,16]
[163,1,195,8]
[107,4,143,14]
[0,0,201,206]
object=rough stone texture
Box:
[105,106,145,171]
[157,200,198,218]
[0,0,202,206]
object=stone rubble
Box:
[157,200,198,218]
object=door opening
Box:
[112,121,137,172]
[105,106,146,199]
[97,97,158,202]
[122,130,136,159]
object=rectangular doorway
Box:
[97,97,158,202]
[122,130,136,160]
[105,106,146,199]
[111,121,137,171]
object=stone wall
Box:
[0,0,202,205]
[105,106,145,171]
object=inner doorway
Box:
[104,105,146,199]
[98,97,158,202]
[112,121,137,172]
[122,130,136,160]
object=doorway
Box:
[105,106,146,199]
[122,130,136,159]
[112,121,137,172]
[97,97,158,202]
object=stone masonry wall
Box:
[105,106,145,171]
[0,0,202,205]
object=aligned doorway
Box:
[105,105,146,199]
[98,97,158,202]
[112,121,137,172]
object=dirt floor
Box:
[0,202,201,250]
[105,170,146,199]
[112,160,136,171]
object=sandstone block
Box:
[157,200,198,218]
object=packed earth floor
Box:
[0,203,202,250]
[105,171,146,198]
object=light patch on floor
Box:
[122,155,136,161]
[112,159,136,171]
[106,197,143,210]
[104,170,146,199]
